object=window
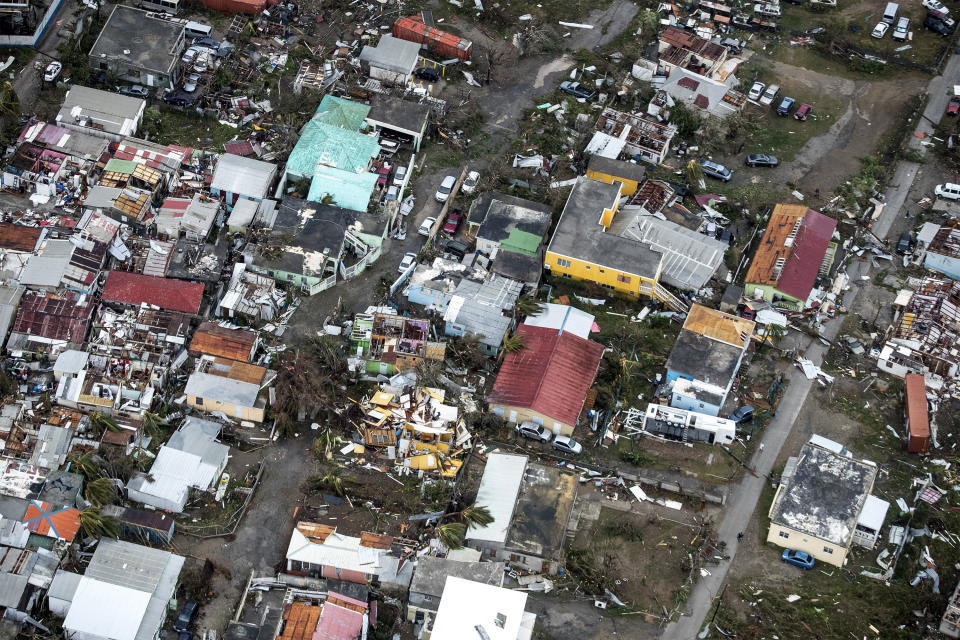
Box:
[556,258,571,268]
[778,531,789,539]
[600,284,614,290]
[584,265,590,270]
[493,406,505,416]
[195,397,203,406]
[823,547,834,554]
[99,62,108,70]
[617,274,632,284]
[562,273,572,279]
[532,417,543,425]
[599,269,605,273]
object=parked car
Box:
[794,103,813,121]
[923,0,948,13]
[893,16,909,40]
[418,216,437,236]
[776,96,796,116]
[174,602,199,633]
[745,153,779,168]
[701,160,733,182]
[393,165,408,186]
[748,81,765,101]
[871,21,889,37]
[461,170,480,195]
[559,81,597,100]
[936,183,960,199]
[929,8,955,27]
[925,14,952,34]
[552,436,583,455]
[435,175,456,202]
[516,421,552,442]
[183,73,200,93]
[192,36,220,49]
[414,66,440,82]
[182,46,199,64]
[43,61,62,82]
[162,91,194,107]
[443,209,462,234]
[445,239,470,260]
[897,232,913,255]
[948,96,960,116]
[118,85,149,98]
[728,406,755,424]
[843,335,866,355]
[781,549,815,570]
[398,252,417,274]
[759,83,780,106]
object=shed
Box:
[358,35,420,84]
[211,154,277,203]
[905,372,930,453]
[227,199,260,233]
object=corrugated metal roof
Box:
[467,453,526,543]
[905,373,930,442]
[307,167,378,213]
[358,35,420,75]
[777,209,836,302]
[313,95,372,131]
[190,322,257,362]
[313,602,364,640]
[184,372,260,407]
[487,324,604,427]
[287,120,380,178]
[0,223,43,252]
[210,154,276,200]
[621,214,726,291]
[102,271,204,314]
[525,304,595,339]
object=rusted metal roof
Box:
[189,322,257,362]
[683,304,754,348]
[11,291,93,343]
[0,224,42,253]
[101,271,204,314]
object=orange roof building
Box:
[189,322,258,363]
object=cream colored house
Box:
[184,372,266,423]
[767,439,879,567]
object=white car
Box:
[418,216,437,236]
[183,73,200,93]
[872,22,889,38]
[43,61,61,82]
[182,46,199,64]
[461,170,480,194]
[393,165,408,187]
[936,183,960,200]
[748,81,765,101]
[398,252,417,274]
[924,0,948,13]
[435,175,456,202]
[552,436,583,455]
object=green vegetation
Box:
[139,108,242,149]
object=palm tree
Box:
[435,522,466,549]
[84,477,116,507]
[319,466,346,497]
[457,504,494,529]
[78,507,120,540]
[498,333,527,362]
[90,412,120,434]
[68,451,103,481]
[514,296,545,321]
[141,411,166,437]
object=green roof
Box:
[499,228,541,257]
[314,95,371,131]
[307,166,378,213]
[103,158,137,174]
[286,120,381,178]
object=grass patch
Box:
[140,108,242,149]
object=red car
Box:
[443,210,462,234]
[794,103,812,121]
[948,96,960,116]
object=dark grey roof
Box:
[505,463,577,561]
[410,557,505,598]
[366,95,431,136]
[89,6,184,75]
[225,622,260,640]
[587,155,646,182]
[665,328,743,386]
[264,197,387,275]
[548,178,663,279]
[770,442,877,545]
[490,249,542,285]
[327,579,368,603]
[475,192,552,245]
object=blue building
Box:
[924,222,960,281]
[664,304,755,416]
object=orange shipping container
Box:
[392,16,472,61]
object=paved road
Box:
[661,52,958,640]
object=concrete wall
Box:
[490,403,575,436]
[186,394,265,423]
[766,521,848,567]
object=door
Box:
[508,410,518,423]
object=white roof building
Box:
[56,85,146,139]
[211,154,277,202]
[429,576,536,640]
[467,453,527,544]
[126,417,229,512]
[524,303,595,339]
[62,540,184,640]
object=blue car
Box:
[776,96,796,116]
[781,549,815,569]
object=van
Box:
[759,83,780,106]
[893,16,909,40]
[184,21,212,39]
[882,2,899,24]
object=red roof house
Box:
[777,209,837,302]
[102,271,205,314]
[487,324,604,436]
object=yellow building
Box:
[184,371,267,423]
[585,155,646,197]
[767,440,880,567]
[545,177,686,308]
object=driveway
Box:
[661,49,960,640]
